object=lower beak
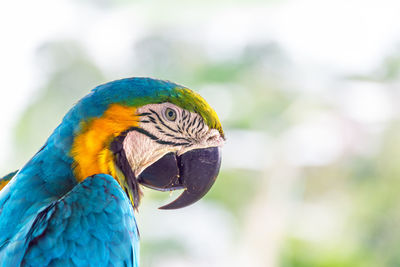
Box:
[137,147,222,209]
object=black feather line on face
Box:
[187,111,192,124]
[197,120,205,133]
[196,117,202,128]
[110,133,141,208]
[182,109,188,121]
[190,116,198,129]
[184,118,191,133]
[162,133,191,143]
[176,124,183,134]
[189,126,196,137]
[155,125,166,134]
[129,126,190,146]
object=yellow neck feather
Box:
[71,104,139,182]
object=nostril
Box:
[207,135,218,142]
[206,129,225,144]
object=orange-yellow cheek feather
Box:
[71,104,139,182]
[0,180,9,191]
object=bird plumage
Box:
[0,77,223,266]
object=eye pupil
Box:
[165,108,176,121]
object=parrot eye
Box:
[164,108,177,121]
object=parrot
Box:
[0,77,224,266]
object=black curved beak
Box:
[137,147,222,209]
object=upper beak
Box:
[137,147,222,209]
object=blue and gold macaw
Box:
[0,78,224,266]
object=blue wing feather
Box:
[19,174,139,267]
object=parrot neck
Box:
[70,104,139,182]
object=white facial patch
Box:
[122,103,224,176]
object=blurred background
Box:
[1,0,400,266]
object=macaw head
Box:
[69,78,224,209]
